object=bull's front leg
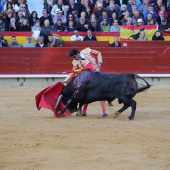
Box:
[57,99,72,114]
[76,103,83,116]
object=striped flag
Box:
[120,25,157,40]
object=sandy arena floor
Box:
[0,86,170,170]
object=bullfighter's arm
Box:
[63,60,79,83]
[90,49,102,70]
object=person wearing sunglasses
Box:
[70,30,83,41]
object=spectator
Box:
[14,0,28,13]
[18,18,31,31]
[4,11,13,27]
[110,19,121,32]
[40,9,53,26]
[138,0,150,16]
[9,36,22,47]
[66,13,75,25]
[41,19,53,44]
[0,16,5,30]
[100,18,110,32]
[85,6,92,21]
[93,0,105,12]
[80,0,89,13]
[152,30,164,40]
[109,36,121,47]
[53,8,67,24]
[126,0,135,14]
[3,2,16,17]
[154,0,163,13]
[19,2,30,19]
[5,17,18,31]
[89,12,97,23]
[77,11,88,24]
[28,11,39,26]
[122,16,133,25]
[156,10,165,25]
[149,18,156,25]
[158,18,169,31]
[144,13,154,25]
[63,5,69,18]
[51,0,65,17]
[70,30,83,41]
[72,6,79,22]
[47,34,64,47]
[118,4,127,20]
[15,10,25,26]
[137,30,148,41]
[110,12,119,24]
[83,29,97,41]
[89,19,101,32]
[94,3,105,20]
[121,11,130,25]
[3,0,15,11]
[32,19,42,31]
[35,36,47,47]
[65,20,76,32]
[136,18,144,25]
[132,10,143,25]
[53,18,66,31]
[106,4,118,19]
[97,10,111,26]
[0,34,8,47]
[157,5,168,19]
[46,0,55,14]
[144,5,157,21]
[23,35,35,47]
[76,17,89,32]
[68,0,79,15]
[106,0,120,12]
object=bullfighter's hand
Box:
[97,63,102,70]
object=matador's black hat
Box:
[69,48,80,57]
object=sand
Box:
[0,86,170,170]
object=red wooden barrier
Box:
[63,41,109,47]
[0,44,170,74]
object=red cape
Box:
[35,82,71,118]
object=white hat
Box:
[55,8,62,14]
[137,18,143,23]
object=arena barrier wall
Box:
[0,41,170,74]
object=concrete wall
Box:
[0,75,170,87]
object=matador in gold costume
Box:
[63,47,107,118]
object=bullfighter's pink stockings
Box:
[82,101,106,115]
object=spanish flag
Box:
[120,25,157,40]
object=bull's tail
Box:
[135,75,151,93]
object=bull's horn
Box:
[55,95,63,109]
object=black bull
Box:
[56,71,151,120]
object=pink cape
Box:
[35,82,71,118]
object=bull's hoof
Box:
[127,116,134,120]
[76,110,82,116]
[113,112,120,118]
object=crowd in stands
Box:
[0,0,170,47]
